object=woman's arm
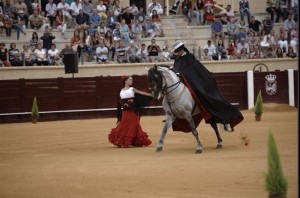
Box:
[133,88,153,97]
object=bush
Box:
[255,90,263,116]
[265,130,288,198]
[32,96,39,119]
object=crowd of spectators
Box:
[0,0,298,67]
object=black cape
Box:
[173,49,244,129]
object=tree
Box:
[31,96,39,120]
[255,89,263,116]
[265,129,288,198]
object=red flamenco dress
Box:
[108,88,152,147]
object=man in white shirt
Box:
[96,0,107,20]
[70,0,82,18]
[45,0,57,28]
[148,0,163,16]
[203,40,216,56]
[96,40,109,64]
[236,38,250,54]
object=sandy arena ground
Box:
[0,104,298,198]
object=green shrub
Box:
[265,130,288,198]
[255,90,263,116]
[31,96,39,119]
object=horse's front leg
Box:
[186,116,203,154]
[210,123,223,149]
[156,114,173,152]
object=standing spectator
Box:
[48,43,61,65]
[266,0,280,22]
[203,40,216,56]
[96,40,109,64]
[56,9,67,38]
[147,38,161,62]
[45,0,57,28]
[34,43,48,66]
[193,0,204,25]
[28,10,43,30]
[248,16,262,36]
[148,0,163,16]
[262,15,273,34]
[81,0,93,16]
[211,17,225,45]
[127,40,141,63]
[22,44,34,66]
[181,0,192,23]
[239,0,250,24]
[137,43,148,62]
[116,40,128,63]
[15,0,29,28]
[0,42,11,67]
[8,42,22,66]
[57,0,72,28]
[40,26,56,51]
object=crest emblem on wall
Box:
[265,74,277,95]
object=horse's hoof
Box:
[224,124,234,132]
[195,149,202,154]
[156,147,163,152]
[216,144,223,149]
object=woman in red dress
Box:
[108,76,153,148]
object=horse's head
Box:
[147,65,176,99]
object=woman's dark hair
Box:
[122,75,131,86]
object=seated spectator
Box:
[193,0,204,25]
[129,3,139,16]
[96,1,107,22]
[96,40,109,64]
[147,38,161,62]
[107,9,118,30]
[40,11,51,31]
[56,10,67,38]
[22,44,34,66]
[151,10,162,38]
[289,25,298,54]
[227,16,238,43]
[120,19,131,47]
[131,19,143,47]
[216,39,226,56]
[0,42,11,67]
[219,4,235,24]
[112,0,122,19]
[181,0,192,23]
[250,45,264,59]
[265,0,280,22]
[45,0,57,28]
[90,9,101,28]
[34,43,48,66]
[75,9,89,30]
[238,20,247,30]
[104,30,116,61]
[148,0,163,16]
[201,48,212,61]
[278,0,289,21]
[137,43,148,62]
[29,31,41,51]
[81,0,93,16]
[211,17,225,44]
[227,39,237,60]
[203,0,214,11]
[248,31,260,50]
[127,40,141,63]
[40,26,56,51]
[203,40,216,56]
[275,46,284,58]
[262,15,273,35]
[122,7,134,28]
[239,0,250,24]
[284,13,296,35]
[82,29,93,61]
[144,18,155,38]
[70,0,82,24]
[135,7,147,37]
[29,10,43,29]
[116,40,128,63]
[291,0,298,22]
[57,0,72,28]
[11,11,27,40]
[112,22,122,41]
[248,16,262,36]
[3,14,12,37]
[203,7,214,25]
[236,28,248,45]
[8,42,22,66]
[162,46,171,62]
[264,46,276,58]
[48,43,61,65]
[286,46,297,58]
[237,38,250,54]
[15,0,29,28]
[70,29,84,58]
[238,47,249,59]
[277,26,288,52]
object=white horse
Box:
[148,65,224,154]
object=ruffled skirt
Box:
[108,110,151,147]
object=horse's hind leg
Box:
[210,123,223,149]
[187,117,203,154]
[156,114,172,152]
